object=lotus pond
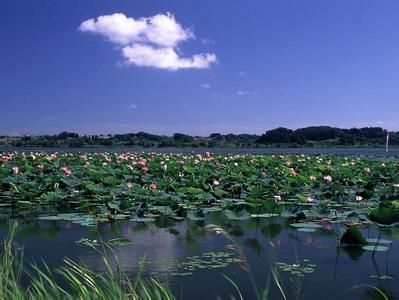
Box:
[1,151,399,299]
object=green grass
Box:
[0,222,174,300]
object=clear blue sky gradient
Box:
[1,0,399,135]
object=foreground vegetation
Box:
[0,223,174,300]
[1,151,399,226]
[0,126,397,148]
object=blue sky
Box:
[1,0,399,135]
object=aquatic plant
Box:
[0,222,174,300]
[1,152,398,224]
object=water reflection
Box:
[0,212,398,300]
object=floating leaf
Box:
[290,223,322,229]
[108,237,133,246]
[223,209,251,221]
[251,213,279,218]
[37,215,61,221]
[130,217,156,222]
[362,245,390,252]
[340,227,367,245]
[187,210,205,221]
[366,238,393,245]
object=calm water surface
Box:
[1,213,398,300]
[1,147,399,157]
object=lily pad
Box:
[223,209,251,221]
[130,217,156,222]
[37,215,61,221]
[250,213,279,218]
[362,245,390,252]
[366,238,393,245]
[290,223,322,229]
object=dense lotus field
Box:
[1,151,399,228]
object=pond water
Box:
[1,146,399,157]
[2,212,398,300]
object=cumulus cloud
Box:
[122,44,216,70]
[200,83,211,89]
[79,12,216,70]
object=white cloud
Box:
[237,90,249,96]
[237,90,258,96]
[79,13,147,45]
[201,38,215,45]
[144,13,193,47]
[80,13,216,70]
[200,83,211,89]
[129,104,138,109]
[122,44,216,70]
[238,71,246,76]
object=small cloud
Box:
[237,90,249,96]
[122,44,216,70]
[129,104,138,109]
[237,90,258,96]
[200,83,211,89]
[201,38,215,45]
[238,71,246,76]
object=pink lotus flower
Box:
[213,180,220,186]
[60,167,72,176]
[290,168,297,176]
[273,195,281,202]
[127,182,133,189]
[323,175,332,183]
[307,196,314,203]
[142,166,149,173]
[2,156,12,164]
[309,175,316,181]
[11,166,19,175]
[149,183,157,189]
[363,167,371,173]
[355,195,363,201]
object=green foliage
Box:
[2,126,398,147]
[0,151,398,226]
[0,223,174,300]
[340,227,368,245]
[368,207,399,225]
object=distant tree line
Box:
[0,126,398,148]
